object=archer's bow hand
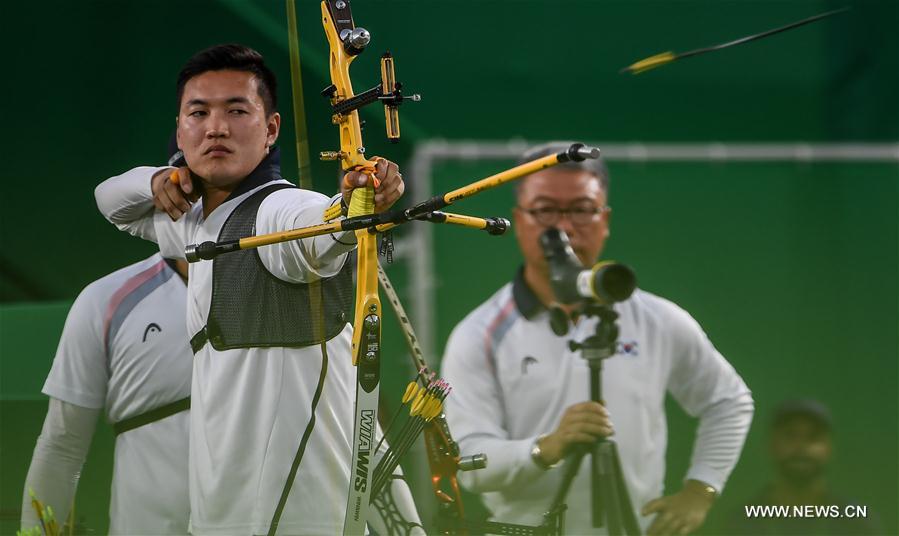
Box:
[341,158,405,213]
[152,166,199,221]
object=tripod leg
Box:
[597,441,625,534]
[591,442,604,528]
[549,445,589,514]
[608,442,641,536]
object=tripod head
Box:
[568,304,621,365]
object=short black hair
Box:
[772,398,832,432]
[515,141,610,199]
[176,44,278,115]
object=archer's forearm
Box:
[95,166,168,241]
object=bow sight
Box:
[321,52,420,143]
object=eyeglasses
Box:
[518,204,609,226]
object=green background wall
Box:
[1,0,896,534]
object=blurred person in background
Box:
[21,254,191,534]
[725,398,882,535]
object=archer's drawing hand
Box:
[151,166,198,221]
[642,480,716,535]
[536,401,614,466]
[342,158,405,213]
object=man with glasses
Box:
[440,142,754,535]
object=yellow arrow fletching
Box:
[402,382,419,404]
[425,399,443,421]
[622,51,676,75]
[410,391,428,415]
[30,497,44,520]
[422,398,437,417]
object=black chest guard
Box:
[194,183,354,353]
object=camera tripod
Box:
[548,303,641,535]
